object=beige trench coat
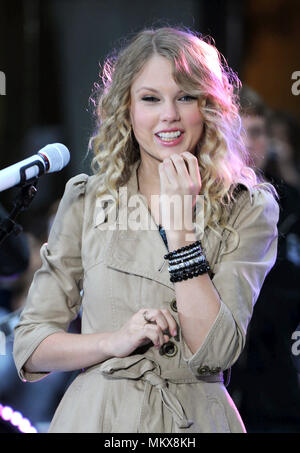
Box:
[13,159,279,433]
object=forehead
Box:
[130,55,178,92]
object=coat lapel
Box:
[94,160,174,290]
[92,159,226,289]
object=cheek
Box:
[131,108,156,140]
[187,112,204,140]
[186,109,204,129]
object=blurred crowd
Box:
[0,86,300,432]
[0,199,80,433]
[228,86,300,433]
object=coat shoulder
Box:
[62,173,102,204]
[230,182,279,227]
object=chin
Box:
[141,145,191,163]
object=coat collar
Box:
[92,159,244,290]
[93,159,175,290]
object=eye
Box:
[179,95,197,102]
[141,96,159,102]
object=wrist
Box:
[98,332,114,361]
[165,228,197,250]
[164,240,210,283]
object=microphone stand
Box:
[0,178,39,246]
[0,159,45,246]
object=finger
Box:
[143,323,165,348]
[145,309,173,336]
[160,309,178,337]
[169,154,190,178]
[152,322,170,346]
[151,311,169,333]
[161,158,176,185]
[141,309,156,325]
[181,152,201,189]
[141,308,159,324]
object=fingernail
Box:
[173,330,177,337]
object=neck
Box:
[137,158,161,195]
[137,157,162,228]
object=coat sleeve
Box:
[13,174,88,382]
[181,187,280,376]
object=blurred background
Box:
[0,0,300,433]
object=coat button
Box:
[211,367,221,374]
[159,341,178,357]
[197,365,211,375]
[170,298,177,312]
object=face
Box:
[241,115,268,170]
[129,55,204,164]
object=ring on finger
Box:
[143,310,157,325]
[143,310,152,324]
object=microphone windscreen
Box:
[38,143,70,173]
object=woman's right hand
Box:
[104,308,178,358]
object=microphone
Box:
[0,143,70,192]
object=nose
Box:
[160,100,180,122]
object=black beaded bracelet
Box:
[170,262,210,282]
[168,258,208,274]
[164,239,210,283]
[168,247,203,264]
[164,240,202,260]
[169,260,210,275]
[168,252,206,267]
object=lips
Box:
[154,130,185,147]
[155,128,185,134]
[155,129,184,140]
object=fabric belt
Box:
[97,355,224,430]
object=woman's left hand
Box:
[158,151,202,233]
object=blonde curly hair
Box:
[89,26,277,232]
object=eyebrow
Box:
[135,87,185,94]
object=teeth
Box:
[157,131,182,140]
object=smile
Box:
[155,130,185,146]
[157,130,182,140]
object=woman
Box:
[13,27,279,433]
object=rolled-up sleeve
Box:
[182,187,279,375]
[13,174,88,382]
